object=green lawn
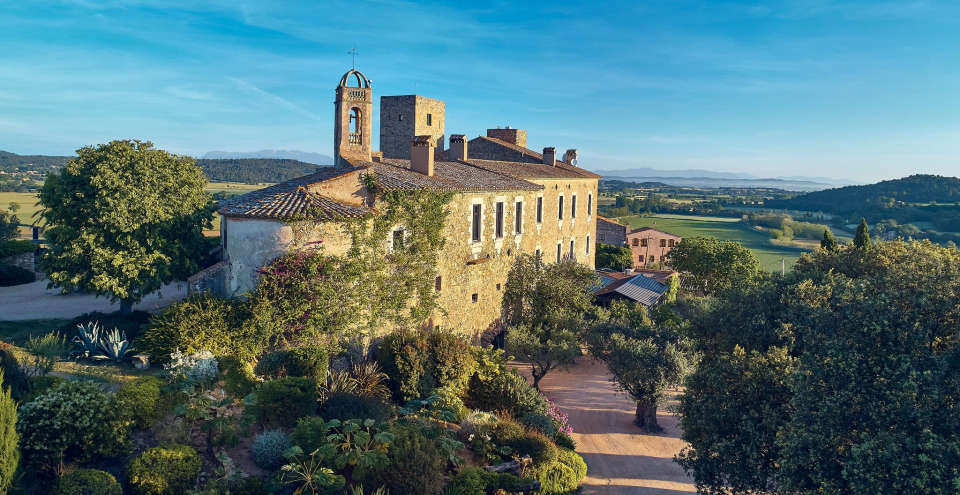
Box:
[613,214,809,272]
[0,319,70,346]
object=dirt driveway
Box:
[0,280,187,320]
[515,356,696,494]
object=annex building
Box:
[203,68,600,338]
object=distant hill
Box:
[592,167,858,190]
[197,158,320,184]
[766,174,960,232]
[0,151,69,172]
[202,149,333,166]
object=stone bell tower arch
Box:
[334,69,372,168]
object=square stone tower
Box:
[380,95,445,159]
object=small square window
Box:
[399,114,404,121]
[435,276,442,292]
[471,293,478,303]
[496,283,501,291]
[427,114,433,126]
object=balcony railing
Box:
[349,133,363,145]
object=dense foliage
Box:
[595,242,633,270]
[666,236,761,295]
[0,370,17,495]
[376,329,475,402]
[138,294,260,363]
[38,140,215,313]
[465,347,547,419]
[126,444,201,495]
[16,381,128,471]
[0,264,33,287]
[366,425,446,495]
[677,240,960,494]
[256,377,318,427]
[49,469,122,495]
[111,376,164,429]
[0,213,21,241]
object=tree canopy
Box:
[820,228,839,252]
[38,140,214,313]
[853,217,871,248]
[676,240,960,494]
[595,242,633,271]
[666,236,761,295]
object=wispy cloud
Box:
[226,77,324,123]
[165,86,215,101]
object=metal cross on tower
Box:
[348,46,358,69]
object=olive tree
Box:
[38,140,214,313]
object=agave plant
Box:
[71,322,102,359]
[97,327,132,362]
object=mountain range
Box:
[592,167,858,191]
[201,150,333,166]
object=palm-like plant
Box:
[350,359,391,400]
[281,445,345,495]
[319,369,358,402]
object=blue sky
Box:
[1,0,958,181]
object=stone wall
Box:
[486,128,527,148]
[187,260,231,296]
[596,216,627,246]
[0,251,37,280]
[431,177,598,339]
[380,95,445,159]
[467,137,541,164]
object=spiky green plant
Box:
[71,322,102,359]
[98,328,132,362]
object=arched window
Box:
[350,108,361,134]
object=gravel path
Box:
[515,356,696,494]
[0,280,187,320]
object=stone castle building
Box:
[210,68,600,337]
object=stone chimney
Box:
[562,149,578,165]
[486,127,527,147]
[371,151,384,163]
[624,268,633,275]
[410,135,436,176]
[543,147,557,166]
[449,134,468,161]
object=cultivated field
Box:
[613,214,808,272]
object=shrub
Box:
[430,386,467,422]
[0,239,34,258]
[376,329,431,402]
[427,331,475,392]
[534,462,579,495]
[165,349,219,385]
[467,368,547,419]
[256,377,317,427]
[126,444,201,495]
[19,375,67,405]
[366,425,446,495]
[506,432,559,468]
[16,381,127,469]
[0,343,26,399]
[554,431,577,451]
[447,467,529,495]
[112,376,164,429]
[558,448,587,481]
[0,369,18,495]
[319,393,394,423]
[66,310,151,343]
[491,419,525,444]
[0,264,34,286]
[460,410,498,436]
[50,469,122,495]
[220,355,257,397]
[252,430,292,470]
[138,294,259,363]
[290,416,332,454]
[522,413,556,437]
[253,349,292,378]
[287,345,329,382]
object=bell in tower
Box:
[334,69,372,168]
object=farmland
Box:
[611,213,809,272]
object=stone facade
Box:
[486,128,527,148]
[380,95,446,159]
[626,227,682,268]
[334,70,373,167]
[431,178,597,337]
[468,136,542,164]
[596,216,627,246]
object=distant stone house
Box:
[626,227,682,268]
[596,216,627,246]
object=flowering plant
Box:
[543,395,573,436]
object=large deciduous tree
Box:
[676,240,960,494]
[503,255,597,389]
[38,140,214,313]
[666,236,761,295]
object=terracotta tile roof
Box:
[365,158,543,193]
[468,137,602,179]
[597,216,624,225]
[217,168,375,220]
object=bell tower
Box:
[334,69,373,168]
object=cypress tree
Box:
[0,370,18,495]
[820,229,839,252]
[854,218,871,249]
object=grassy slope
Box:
[613,214,808,272]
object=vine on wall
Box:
[249,188,454,346]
